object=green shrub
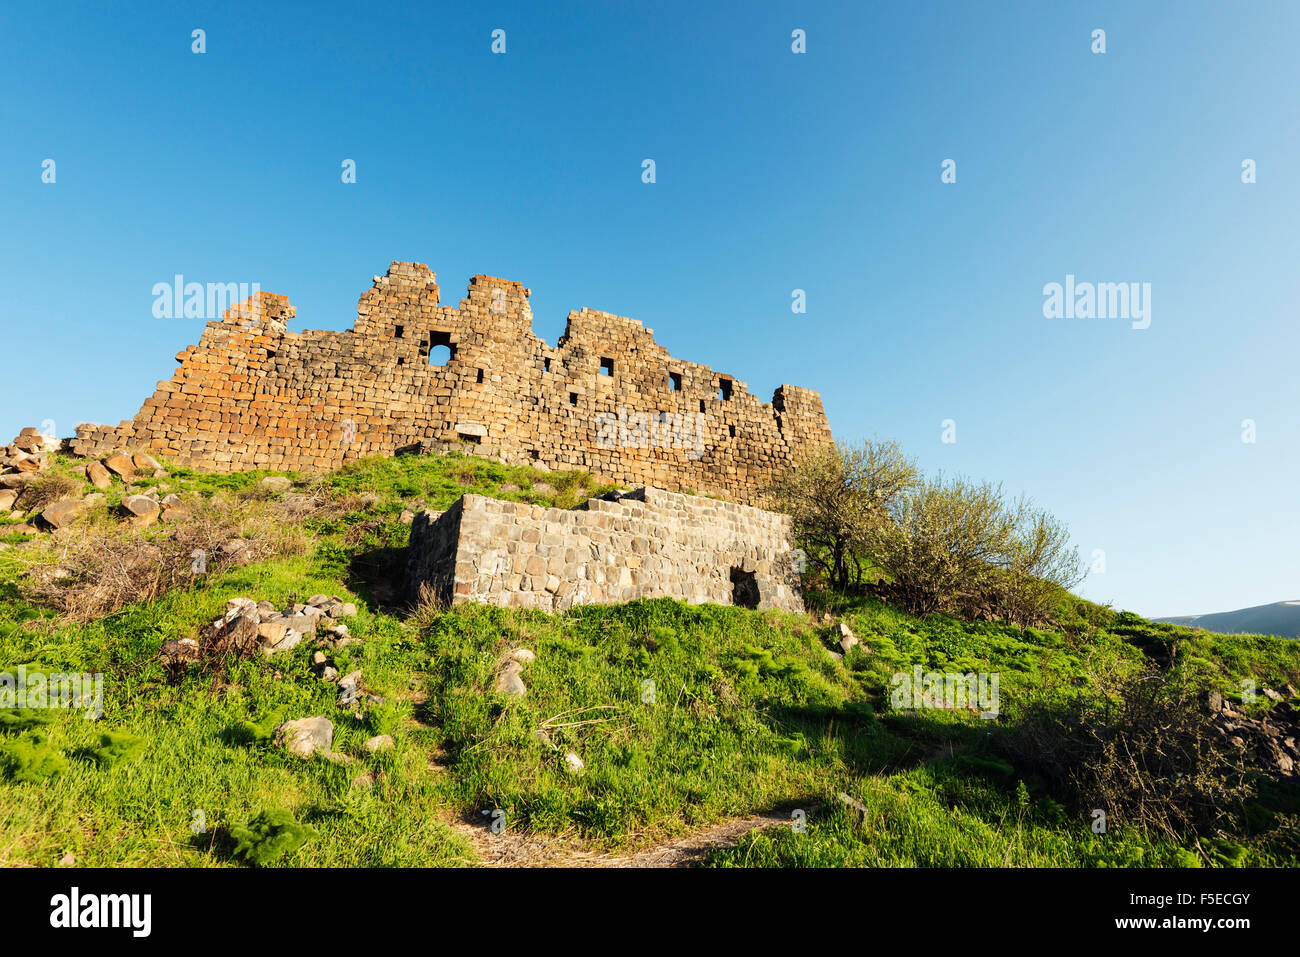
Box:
[0,731,67,783]
[87,731,147,768]
[230,809,318,866]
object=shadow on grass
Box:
[345,544,406,614]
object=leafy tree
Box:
[767,439,919,590]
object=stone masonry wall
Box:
[72,262,833,506]
[405,487,805,614]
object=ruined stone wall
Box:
[73,262,833,506]
[405,487,804,614]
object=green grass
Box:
[0,450,1297,866]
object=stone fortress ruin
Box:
[405,486,806,614]
[72,262,833,507]
[69,260,832,613]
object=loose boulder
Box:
[86,461,112,489]
[120,495,161,529]
[273,716,334,758]
[494,660,527,697]
[103,452,136,479]
[41,499,88,529]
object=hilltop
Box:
[1156,601,1300,640]
[1,448,1298,867]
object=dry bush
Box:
[269,480,348,523]
[20,493,311,622]
[18,473,81,512]
[868,475,1083,625]
[1004,661,1254,845]
[410,581,445,630]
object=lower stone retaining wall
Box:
[405,486,804,614]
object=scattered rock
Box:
[273,716,334,758]
[41,499,88,529]
[258,620,303,656]
[0,490,19,511]
[201,601,261,655]
[399,509,415,524]
[120,494,160,529]
[494,660,527,697]
[511,648,536,664]
[102,452,136,479]
[1210,697,1300,780]
[363,734,394,753]
[281,613,317,637]
[838,622,860,654]
[217,538,254,566]
[257,619,292,645]
[338,670,363,706]
[160,637,200,669]
[260,476,292,493]
[132,453,164,474]
[86,461,112,489]
[564,751,585,773]
[269,629,304,655]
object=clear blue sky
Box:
[2,1,1297,618]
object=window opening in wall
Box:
[718,379,733,401]
[600,357,614,377]
[394,325,404,339]
[669,372,681,391]
[543,357,551,372]
[699,399,706,413]
[428,330,455,367]
[729,424,736,437]
[570,392,578,406]
[476,368,484,383]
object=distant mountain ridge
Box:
[1154,600,1300,639]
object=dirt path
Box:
[445,807,800,868]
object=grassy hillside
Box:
[1,452,1297,867]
